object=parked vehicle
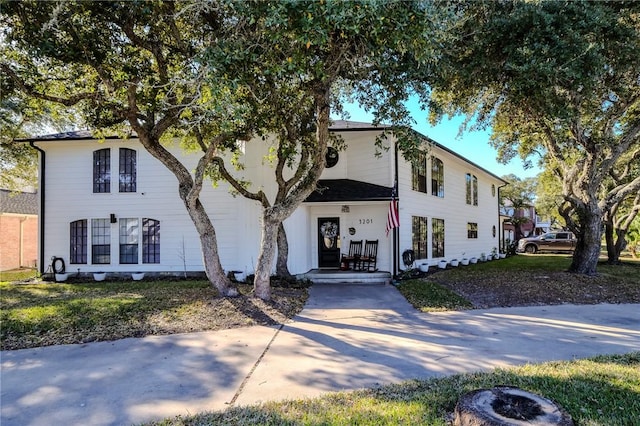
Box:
[516,232,577,254]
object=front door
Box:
[318,217,340,268]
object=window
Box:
[431,157,444,197]
[466,173,478,205]
[91,218,111,264]
[473,175,478,206]
[119,218,139,264]
[119,148,137,192]
[412,216,428,259]
[412,152,427,193]
[325,147,339,168]
[142,218,160,263]
[432,218,445,258]
[70,220,87,264]
[467,222,478,239]
[93,149,111,193]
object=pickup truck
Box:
[516,232,577,254]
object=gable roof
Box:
[0,189,38,215]
[305,179,392,203]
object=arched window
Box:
[412,152,427,193]
[466,173,478,206]
[142,218,160,263]
[431,157,444,197]
[93,149,110,193]
[119,148,137,192]
[70,219,87,264]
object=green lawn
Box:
[0,279,307,350]
[2,256,639,424]
[147,352,640,426]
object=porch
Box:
[298,269,392,285]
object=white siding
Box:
[396,140,503,267]
[36,126,503,277]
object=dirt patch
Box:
[428,267,640,309]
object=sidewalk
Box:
[2,284,639,426]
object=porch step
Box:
[298,269,392,285]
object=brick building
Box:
[0,189,38,271]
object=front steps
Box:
[298,269,392,285]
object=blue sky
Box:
[338,99,541,180]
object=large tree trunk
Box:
[254,215,280,301]
[185,198,239,297]
[604,222,619,264]
[569,209,602,275]
[134,131,237,297]
[276,223,293,278]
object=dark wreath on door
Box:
[318,217,340,268]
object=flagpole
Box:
[393,143,399,278]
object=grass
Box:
[2,256,639,424]
[146,352,640,425]
[0,279,309,350]
[395,280,472,312]
[398,255,640,310]
[0,268,38,282]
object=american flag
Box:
[386,184,399,236]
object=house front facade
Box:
[27,121,506,279]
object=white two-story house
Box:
[26,120,506,279]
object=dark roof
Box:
[329,120,390,131]
[23,121,378,140]
[0,189,38,215]
[305,179,392,203]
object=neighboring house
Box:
[0,189,38,271]
[25,121,506,278]
[501,203,552,244]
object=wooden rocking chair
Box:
[357,239,378,272]
[340,240,362,270]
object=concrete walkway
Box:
[2,284,639,426]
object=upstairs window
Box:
[91,218,111,264]
[466,173,478,206]
[70,219,88,264]
[473,175,478,206]
[431,157,444,197]
[93,149,111,193]
[412,216,428,259]
[119,148,137,192]
[412,152,427,193]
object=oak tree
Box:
[428,0,640,274]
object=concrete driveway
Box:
[2,284,639,426]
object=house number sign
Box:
[358,218,373,224]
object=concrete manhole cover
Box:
[453,386,574,425]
